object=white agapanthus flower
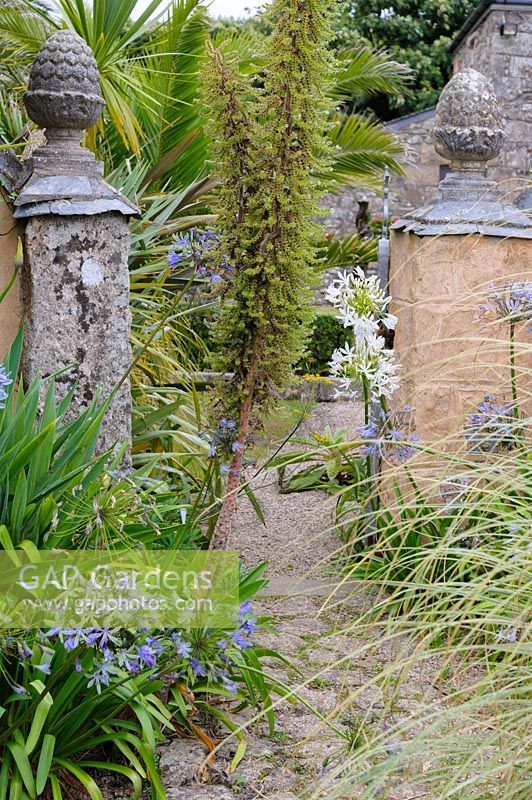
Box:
[326,267,400,401]
[329,336,400,402]
[325,267,398,332]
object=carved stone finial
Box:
[14,31,138,219]
[24,30,104,131]
[390,69,531,237]
[431,69,503,172]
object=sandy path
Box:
[158,400,452,800]
[158,401,375,800]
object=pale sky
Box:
[135,0,263,19]
[208,0,263,16]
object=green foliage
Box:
[349,449,530,594]
[210,7,408,191]
[0,644,169,799]
[333,0,477,118]
[0,329,113,549]
[273,425,366,494]
[0,558,296,796]
[0,328,200,551]
[297,313,355,376]
[206,0,334,420]
[168,564,300,753]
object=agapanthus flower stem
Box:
[509,322,520,424]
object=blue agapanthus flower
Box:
[0,364,12,410]
[190,659,207,678]
[357,407,419,464]
[11,685,29,697]
[465,395,519,453]
[206,417,239,459]
[87,660,116,693]
[166,229,234,284]
[176,640,192,658]
[486,281,532,323]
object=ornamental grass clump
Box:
[309,290,531,800]
[312,438,531,800]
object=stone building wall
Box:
[452,4,532,201]
[385,108,443,215]
[325,2,532,235]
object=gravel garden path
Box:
[158,401,451,800]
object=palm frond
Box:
[0,1,55,72]
[319,233,377,270]
[321,112,405,191]
[132,0,209,188]
[331,46,411,105]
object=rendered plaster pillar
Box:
[0,198,21,360]
[13,31,138,463]
[389,232,531,446]
[388,69,532,452]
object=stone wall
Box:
[386,109,444,216]
[325,4,532,234]
[452,5,532,201]
[320,188,366,237]
[320,109,443,236]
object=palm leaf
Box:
[321,112,405,191]
[331,46,411,104]
[319,233,377,270]
[130,0,208,188]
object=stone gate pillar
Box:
[13,31,138,463]
[0,195,21,360]
[389,69,531,450]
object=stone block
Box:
[22,213,132,461]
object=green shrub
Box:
[297,313,354,376]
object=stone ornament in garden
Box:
[431,68,504,170]
[24,30,104,131]
[14,29,137,217]
[392,68,530,237]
